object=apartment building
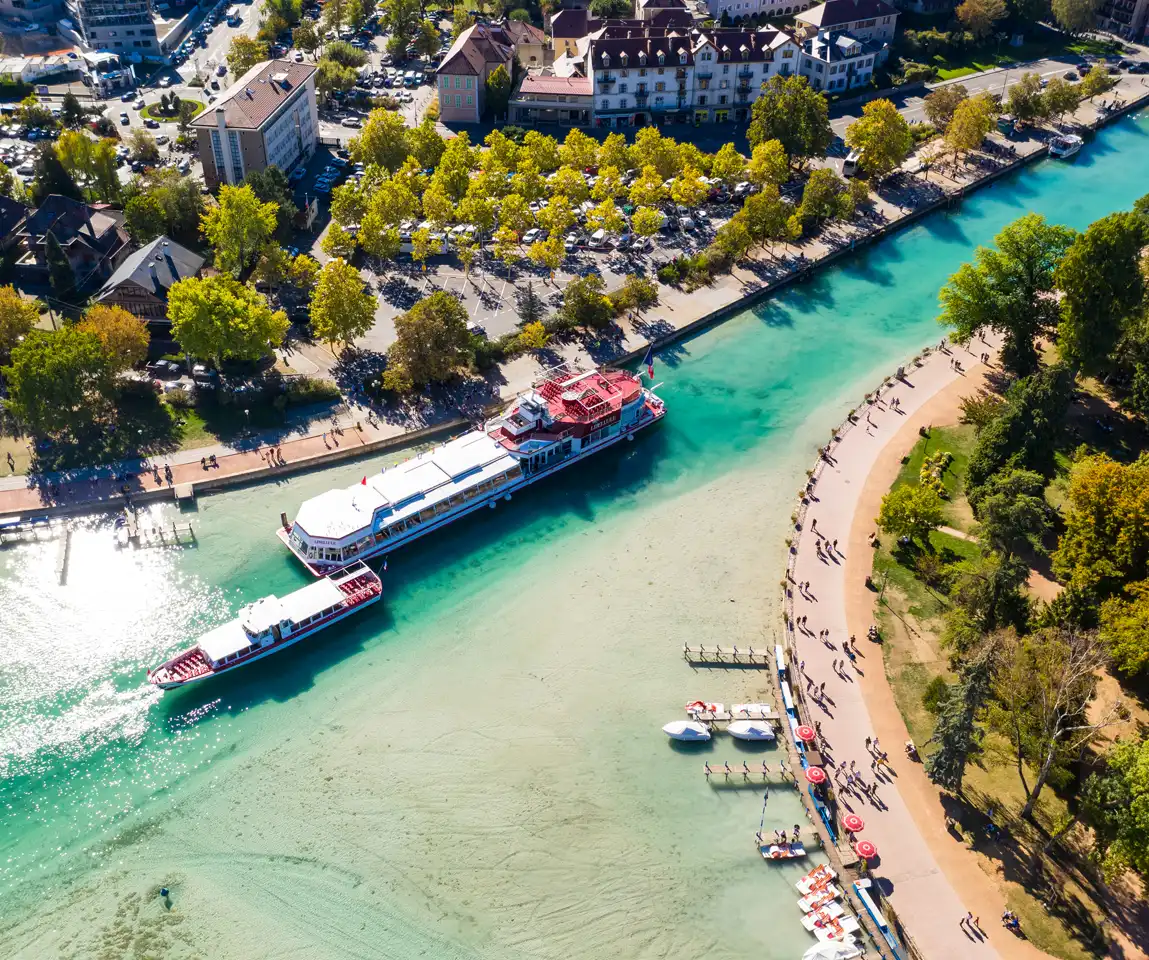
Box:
[192,59,318,189]
[436,23,516,124]
[795,0,898,45]
[690,28,801,124]
[61,0,158,53]
[702,0,818,23]
[587,27,696,128]
[1096,0,1149,40]
[800,29,879,92]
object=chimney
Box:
[162,239,178,281]
[149,259,161,293]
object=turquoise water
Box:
[2,114,1147,958]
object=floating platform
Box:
[120,516,196,549]
[683,644,773,667]
[688,708,780,723]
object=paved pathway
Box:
[788,336,1004,960]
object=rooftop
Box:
[98,235,203,299]
[796,0,897,27]
[438,22,516,77]
[516,73,593,96]
[192,58,315,130]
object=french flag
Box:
[642,344,654,380]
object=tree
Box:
[1099,583,1149,677]
[589,0,629,13]
[522,131,561,173]
[631,206,663,240]
[420,183,454,230]
[254,243,291,292]
[747,74,832,167]
[458,243,478,279]
[1005,72,1048,125]
[528,235,564,277]
[966,364,1074,494]
[1051,0,1101,34]
[710,143,747,186]
[549,166,589,204]
[458,193,497,238]
[201,184,278,276]
[923,83,968,129]
[177,100,200,132]
[629,127,682,180]
[410,227,434,272]
[670,167,709,208]
[877,483,945,546]
[498,194,533,237]
[561,273,612,329]
[558,128,599,171]
[597,132,632,173]
[515,282,545,326]
[974,468,1053,558]
[0,162,23,201]
[989,627,1123,819]
[316,58,358,101]
[77,304,149,372]
[168,276,288,365]
[517,321,549,350]
[1042,76,1080,123]
[591,165,624,202]
[129,167,206,242]
[628,165,668,209]
[943,93,996,164]
[310,258,377,349]
[408,119,447,170]
[796,168,851,227]
[414,18,440,59]
[0,285,39,360]
[1078,62,1115,100]
[844,99,913,181]
[494,226,520,269]
[1055,212,1146,374]
[382,0,422,53]
[45,232,75,297]
[742,186,797,253]
[1080,737,1149,880]
[538,196,575,237]
[1,328,113,436]
[925,638,999,793]
[60,92,85,130]
[227,36,269,76]
[1053,453,1149,598]
[293,20,321,56]
[714,218,753,261]
[621,273,659,313]
[938,213,1075,376]
[485,64,512,120]
[128,128,160,164]
[510,159,546,202]
[243,166,297,235]
[586,199,625,234]
[956,0,1006,40]
[30,144,80,206]
[387,290,473,386]
[947,552,1031,645]
[55,130,93,188]
[289,254,321,295]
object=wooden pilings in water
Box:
[704,759,798,788]
[128,520,197,549]
[683,644,773,668]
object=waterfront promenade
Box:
[1,77,1147,522]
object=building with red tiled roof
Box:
[192,59,318,188]
[436,23,517,123]
[508,73,594,126]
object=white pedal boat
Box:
[663,720,711,741]
[728,719,776,741]
[796,864,838,895]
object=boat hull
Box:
[279,402,666,575]
[150,591,383,690]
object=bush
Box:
[508,7,531,19]
[657,264,679,285]
[910,121,938,145]
[900,61,938,85]
[921,675,951,715]
[164,387,194,410]
[543,313,577,336]
[423,95,439,123]
[376,95,400,111]
[284,376,341,406]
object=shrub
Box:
[508,7,531,20]
[657,264,679,285]
[921,675,950,715]
[423,95,439,123]
[543,313,577,336]
[375,95,400,111]
[900,61,938,84]
[910,121,938,145]
[164,387,194,410]
[284,376,341,406]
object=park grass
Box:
[891,424,977,531]
[870,439,1121,960]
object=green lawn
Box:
[892,424,977,530]
[141,100,205,123]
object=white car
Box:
[156,135,170,145]
[159,76,172,88]
[340,116,362,128]
[293,50,304,62]
[134,98,145,109]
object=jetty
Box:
[704,759,798,786]
[687,707,780,723]
[121,513,196,549]
[683,644,772,667]
[0,516,67,546]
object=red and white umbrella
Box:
[796,725,817,743]
[843,814,865,833]
[804,765,827,784]
[855,839,877,859]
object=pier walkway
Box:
[785,339,1006,960]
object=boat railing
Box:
[154,647,211,683]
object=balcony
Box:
[696,70,713,80]
[635,92,649,104]
[598,74,616,86]
[738,68,754,78]
[738,79,752,90]
[675,68,688,79]
[677,83,688,94]
[736,90,750,101]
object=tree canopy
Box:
[385,290,473,389]
[201,184,278,276]
[167,275,288,364]
[309,258,377,349]
[877,483,945,546]
[844,98,913,181]
[1080,736,1149,880]
[747,74,832,167]
[0,285,39,360]
[77,304,149,372]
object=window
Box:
[454,76,461,88]
[620,53,628,65]
[658,52,665,64]
[816,63,823,72]
[466,77,473,89]
[783,49,793,57]
[621,68,629,77]
[698,95,707,105]
[619,98,627,108]
[441,76,448,88]
[679,53,687,63]
[701,51,712,61]
[455,94,462,106]
[657,67,664,74]
[723,65,729,74]
[719,94,728,104]
[619,83,628,93]
[601,99,609,109]
[864,57,872,65]
[467,94,473,105]
[655,81,665,91]
[601,53,610,66]
[639,68,646,76]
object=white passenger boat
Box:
[800,902,846,931]
[798,883,843,913]
[278,364,666,575]
[1049,133,1083,158]
[728,720,776,741]
[663,720,711,741]
[801,940,863,960]
[796,864,838,895]
[147,562,382,689]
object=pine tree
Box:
[925,640,998,793]
[515,282,545,327]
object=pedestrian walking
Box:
[873,737,881,754]
[806,676,814,692]
[865,736,872,751]
[819,682,826,695]
[831,539,838,551]
[799,660,806,674]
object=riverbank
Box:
[2,77,1147,523]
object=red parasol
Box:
[855,839,877,859]
[843,814,865,833]
[804,765,827,784]
[796,725,817,743]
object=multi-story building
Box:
[509,74,594,125]
[799,29,879,92]
[1096,0,1149,40]
[436,23,516,124]
[587,27,696,128]
[93,235,204,328]
[192,59,318,189]
[690,28,801,124]
[61,0,158,54]
[794,0,898,46]
[702,0,818,23]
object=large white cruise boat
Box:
[277,364,666,575]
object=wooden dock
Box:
[684,644,773,668]
[123,516,196,549]
[0,517,67,546]
[688,708,780,723]
[704,760,799,786]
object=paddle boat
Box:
[798,883,843,913]
[801,939,863,960]
[663,720,711,741]
[728,719,776,741]
[795,864,838,895]
[760,840,807,860]
[800,901,846,931]
[812,916,861,943]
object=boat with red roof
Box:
[147,562,383,689]
[277,363,666,575]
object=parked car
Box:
[144,118,160,129]
[523,228,543,245]
[120,111,130,124]
[340,116,362,127]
